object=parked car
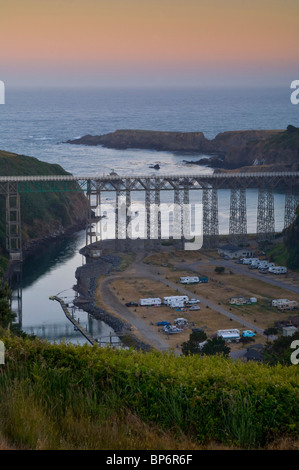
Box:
[189,306,200,311]
[125,301,138,307]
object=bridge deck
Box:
[1,171,298,194]
[0,170,299,183]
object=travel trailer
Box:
[139,298,161,306]
[163,296,189,305]
[268,266,287,274]
[272,299,298,311]
[180,276,199,284]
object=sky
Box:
[0,0,298,88]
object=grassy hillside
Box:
[268,204,299,271]
[1,332,299,450]
[224,124,299,169]
[266,124,299,151]
[0,150,88,256]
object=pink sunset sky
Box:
[0,0,298,88]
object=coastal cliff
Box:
[0,150,89,258]
[66,126,299,170]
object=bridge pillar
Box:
[145,181,161,249]
[9,262,22,326]
[6,184,22,261]
[284,188,298,229]
[202,188,219,249]
[114,186,132,251]
[229,188,247,246]
[257,187,275,243]
[86,184,101,246]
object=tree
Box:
[214,266,225,274]
[263,327,278,339]
[199,337,231,357]
[181,330,207,356]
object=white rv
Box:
[180,276,199,285]
[249,258,259,265]
[272,299,289,307]
[217,329,241,342]
[139,298,161,306]
[277,301,297,311]
[163,296,189,305]
[269,266,287,274]
[272,299,298,310]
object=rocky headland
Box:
[0,150,90,261]
[66,125,299,171]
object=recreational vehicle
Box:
[180,276,199,285]
[163,296,189,305]
[268,266,287,274]
[217,329,241,342]
[139,298,161,306]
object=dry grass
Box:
[108,276,246,352]
[95,246,299,353]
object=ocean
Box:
[0,86,298,177]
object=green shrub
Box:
[1,334,299,449]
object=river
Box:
[10,229,118,346]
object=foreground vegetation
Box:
[0,331,299,450]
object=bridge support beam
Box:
[172,184,190,241]
[202,188,219,249]
[284,188,298,229]
[257,187,275,243]
[6,184,22,261]
[229,188,247,246]
[145,181,161,249]
[86,183,101,246]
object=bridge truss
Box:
[0,171,298,260]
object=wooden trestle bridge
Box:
[1,171,298,261]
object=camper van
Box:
[217,329,241,342]
[186,299,200,305]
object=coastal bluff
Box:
[66,127,299,170]
[66,128,280,153]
